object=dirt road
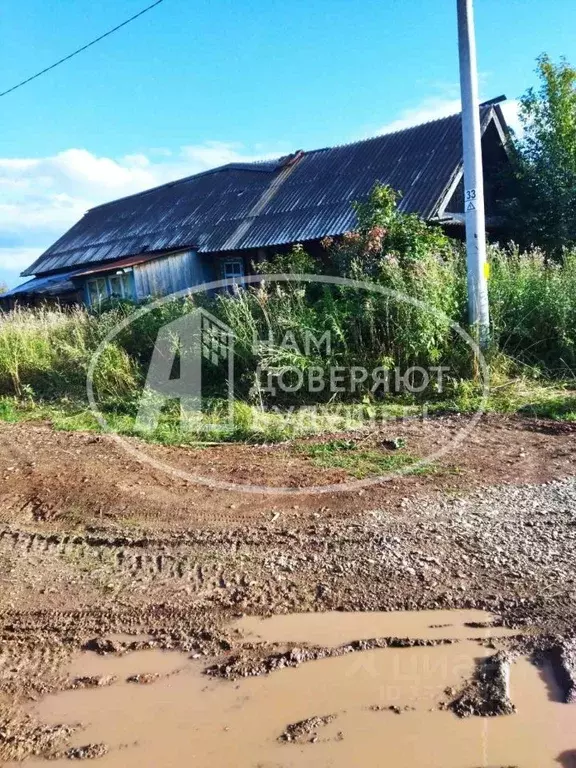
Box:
[0,414,575,763]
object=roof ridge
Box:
[306,101,504,157]
[85,109,486,215]
[314,112,462,154]
[86,104,504,216]
[87,157,283,213]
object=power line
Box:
[0,0,166,98]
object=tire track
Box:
[0,528,248,592]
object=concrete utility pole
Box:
[457,0,490,347]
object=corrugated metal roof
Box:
[1,270,80,297]
[22,107,503,277]
[71,252,163,276]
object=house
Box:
[2,102,511,308]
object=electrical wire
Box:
[0,0,166,98]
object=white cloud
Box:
[377,97,463,134]
[0,247,44,272]
[0,142,277,276]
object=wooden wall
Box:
[133,250,213,299]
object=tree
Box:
[0,282,7,295]
[505,55,576,260]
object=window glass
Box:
[108,273,132,298]
[108,275,123,297]
[223,259,244,289]
[87,278,108,305]
[87,272,133,305]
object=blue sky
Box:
[0,0,574,288]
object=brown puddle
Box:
[66,648,187,680]
[104,633,153,644]
[11,611,576,768]
[235,608,521,645]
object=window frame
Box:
[221,258,245,290]
[85,270,135,306]
[86,277,108,306]
[108,272,132,299]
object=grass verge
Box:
[294,439,435,479]
[0,377,573,447]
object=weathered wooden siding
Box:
[133,250,212,299]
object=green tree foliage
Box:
[328,184,455,276]
[507,55,576,259]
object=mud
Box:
[125,673,160,684]
[67,676,116,690]
[447,651,515,717]
[205,635,457,680]
[543,641,576,703]
[5,623,576,767]
[279,713,338,743]
[66,649,188,681]
[59,743,108,760]
[1,417,576,764]
[1,414,575,531]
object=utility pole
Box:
[457,0,490,348]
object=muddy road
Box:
[0,414,575,765]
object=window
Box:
[222,259,245,290]
[108,272,132,299]
[87,278,107,306]
[86,271,134,306]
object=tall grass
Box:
[212,270,469,405]
[0,305,138,402]
[2,248,574,406]
[489,245,576,375]
[211,187,470,404]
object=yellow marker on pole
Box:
[483,261,491,280]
